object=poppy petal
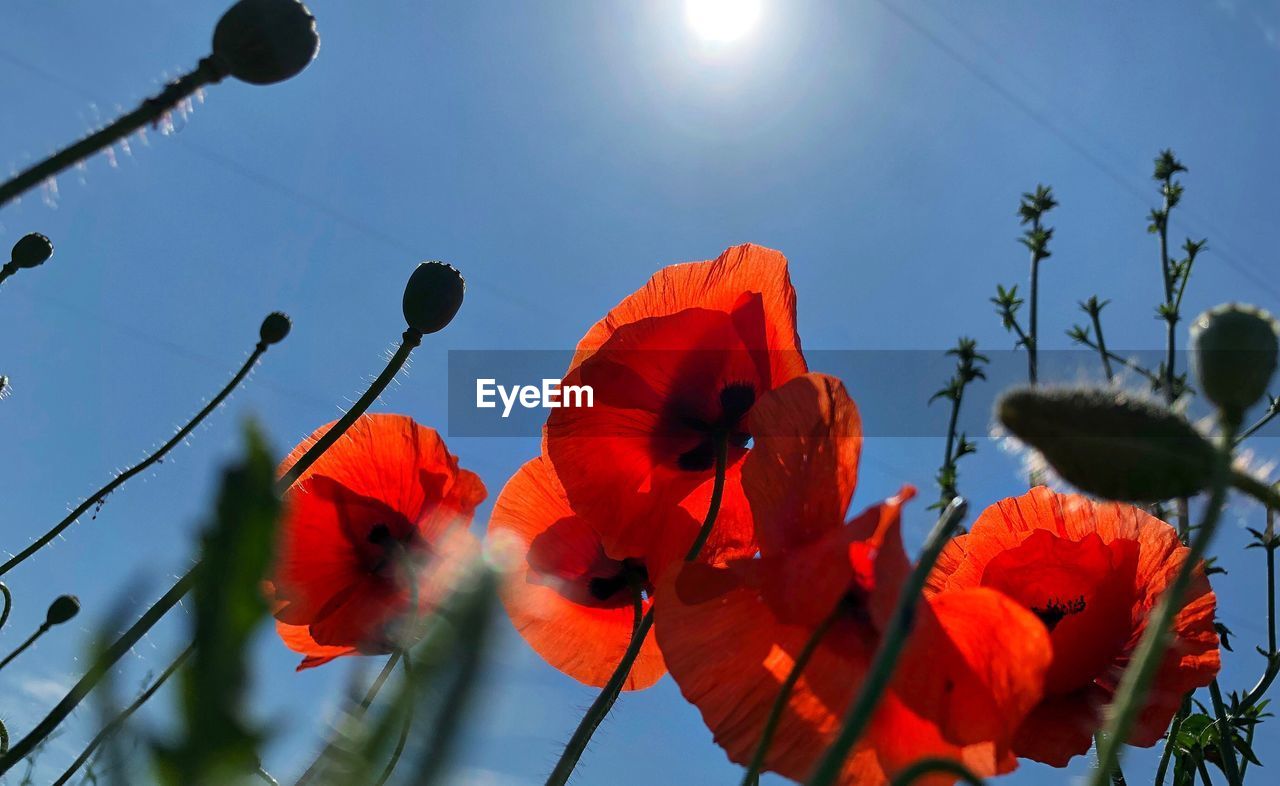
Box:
[489,457,666,690]
[743,373,863,554]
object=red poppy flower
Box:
[655,374,1052,784]
[925,487,1220,766]
[266,414,486,671]
[488,456,670,689]
[544,243,807,579]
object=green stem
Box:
[278,329,422,490]
[1206,680,1240,786]
[1028,243,1040,386]
[0,582,11,632]
[805,497,969,786]
[372,653,414,786]
[0,623,50,672]
[1089,424,1238,786]
[1,343,270,579]
[0,58,227,209]
[1236,404,1280,445]
[545,435,730,786]
[1197,759,1214,786]
[740,605,841,786]
[1089,309,1116,382]
[1155,697,1191,786]
[1068,334,1161,385]
[295,651,404,786]
[52,645,194,786]
[888,757,984,786]
[1239,538,1277,712]
[1094,732,1128,785]
[0,565,199,776]
[0,326,425,778]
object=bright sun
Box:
[685,0,763,43]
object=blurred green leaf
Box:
[152,421,279,786]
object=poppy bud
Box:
[259,311,292,345]
[10,233,53,269]
[212,0,319,86]
[1191,303,1279,421]
[998,386,1217,502]
[44,594,81,627]
[402,261,465,335]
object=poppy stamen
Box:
[1032,595,1087,632]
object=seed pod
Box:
[402,261,465,335]
[259,311,292,345]
[998,386,1217,502]
[1191,303,1279,420]
[212,0,320,86]
[44,595,81,627]
[10,233,53,269]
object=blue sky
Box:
[3,0,1280,783]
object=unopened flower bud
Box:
[998,386,1217,502]
[212,0,319,86]
[402,261,465,335]
[44,594,81,627]
[1191,304,1279,421]
[11,233,53,269]
[259,311,292,345]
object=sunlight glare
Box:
[685,0,763,43]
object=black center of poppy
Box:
[1032,595,1087,631]
[677,383,756,471]
[367,523,419,580]
[588,558,650,602]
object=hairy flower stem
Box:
[544,435,729,786]
[0,331,425,777]
[0,566,198,775]
[1089,422,1239,786]
[52,645,194,786]
[0,621,54,672]
[278,329,422,489]
[0,58,228,209]
[0,340,273,579]
[805,497,969,786]
[739,606,842,785]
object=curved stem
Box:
[52,645,193,786]
[806,497,969,786]
[0,264,16,288]
[0,624,49,672]
[278,329,421,491]
[0,582,11,632]
[1090,424,1238,786]
[545,435,729,786]
[1028,250,1039,386]
[0,565,198,775]
[295,651,404,786]
[888,757,985,786]
[740,605,841,785]
[1241,540,1278,712]
[0,58,227,209]
[373,653,414,786]
[0,328,424,777]
[0,343,269,579]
